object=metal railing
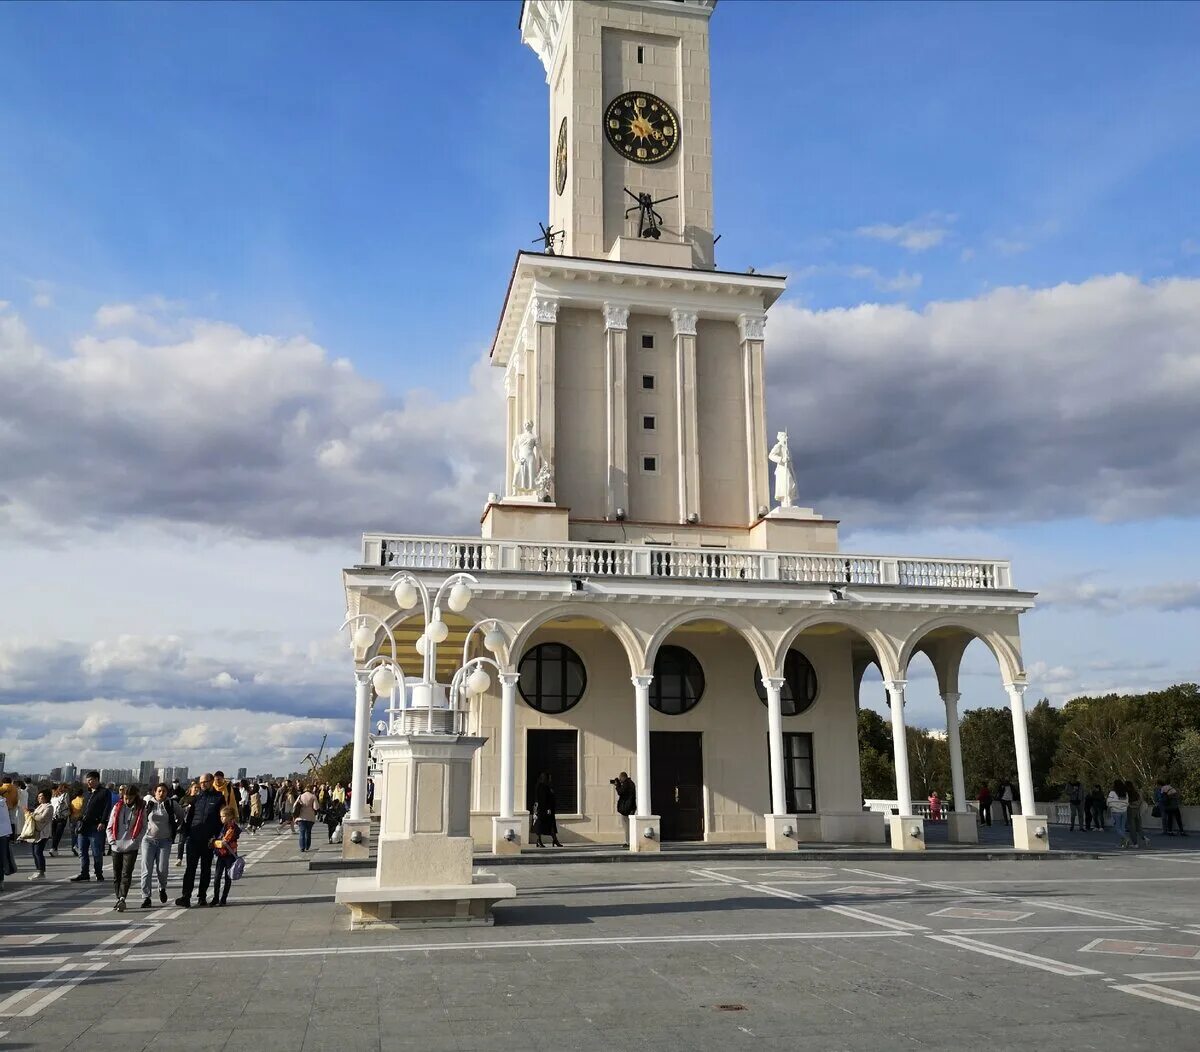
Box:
[363,534,1013,591]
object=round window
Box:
[518,643,586,714]
[650,645,705,715]
[753,648,818,716]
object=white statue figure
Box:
[768,430,798,508]
[511,421,542,493]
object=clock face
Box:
[555,117,567,195]
[603,91,680,164]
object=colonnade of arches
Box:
[353,601,1041,851]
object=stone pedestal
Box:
[335,733,516,929]
[491,812,531,855]
[1011,814,1050,852]
[821,811,886,844]
[628,815,661,852]
[947,812,979,844]
[888,814,926,852]
[764,814,801,851]
[340,818,371,860]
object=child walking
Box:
[210,805,241,907]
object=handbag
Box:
[230,853,245,881]
[18,812,37,842]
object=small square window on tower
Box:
[640,333,655,350]
[641,373,656,391]
[642,414,656,431]
[636,45,646,64]
[641,455,659,474]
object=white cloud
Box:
[768,274,1200,527]
[856,214,954,252]
[176,723,220,750]
[210,671,238,689]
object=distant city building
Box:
[236,767,247,781]
[49,767,62,782]
[99,767,134,785]
[62,763,78,783]
[138,760,157,787]
[0,751,6,776]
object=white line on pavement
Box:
[1021,899,1163,926]
[944,925,1157,935]
[0,963,106,1017]
[742,881,930,931]
[925,934,1103,977]
[841,868,920,884]
[1126,971,1200,982]
[126,928,911,962]
[1114,983,1200,1012]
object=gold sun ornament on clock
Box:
[603,91,680,164]
[555,116,567,195]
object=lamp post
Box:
[388,570,478,731]
[339,614,406,828]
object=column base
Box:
[888,815,926,852]
[947,812,979,844]
[491,813,530,855]
[629,815,661,852]
[764,814,802,850]
[1011,814,1050,852]
[821,811,886,844]
[341,818,371,861]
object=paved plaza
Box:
[2,830,1200,1051]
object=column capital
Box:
[532,296,559,325]
[1005,681,1028,700]
[499,670,521,687]
[738,311,766,342]
[670,308,698,337]
[941,691,961,705]
[603,302,630,331]
[354,668,374,685]
[884,679,907,694]
[631,674,654,689]
[763,676,787,692]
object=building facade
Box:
[342,0,1044,854]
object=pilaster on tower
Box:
[521,0,719,269]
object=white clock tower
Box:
[524,0,717,267]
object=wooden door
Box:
[650,731,704,841]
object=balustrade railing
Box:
[366,534,1012,591]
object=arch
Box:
[644,607,774,677]
[507,602,644,678]
[774,612,901,683]
[897,615,1024,687]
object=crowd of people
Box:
[0,771,366,908]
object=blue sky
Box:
[0,1,1197,775]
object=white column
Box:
[739,312,769,520]
[943,691,967,813]
[671,309,700,524]
[604,303,629,519]
[632,674,653,815]
[1006,682,1036,814]
[765,676,788,815]
[498,671,520,819]
[349,670,372,822]
[885,679,912,816]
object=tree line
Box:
[857,683,1199,805]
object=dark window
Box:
[642,455,657,473]
[771,732,816,813]
[636,45,645,64]
[642,415,656,431]
[651,645,704,715]
[641,332,654,349]
[753,648,819,716]
[518,643,586,714]
[641,374,655,390]
[526,729,577,814]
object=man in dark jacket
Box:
[71,771,112,882]
[175,773,224,908]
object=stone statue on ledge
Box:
[511,421,543,495]
[768,430,798,509]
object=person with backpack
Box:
[105,785,147,911]
[139,783,181,908]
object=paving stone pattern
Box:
[2,827,1200,1050]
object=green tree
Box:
[1049,698,1165,794]
[906,727,951,801]
[959,707,1016,798]
[857,708,895,799]
[1026,698,1065,799]
[317,742,353,787]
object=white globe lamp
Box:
[371,666,397,696]
[467,666,491,696]
[483,627,505,654]
[352,624,374,651]
[447,581,473,613]
[415,634,428,656]
[393,579,418,610]
[428,618,449,644]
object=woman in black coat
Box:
[533,772,563,848]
